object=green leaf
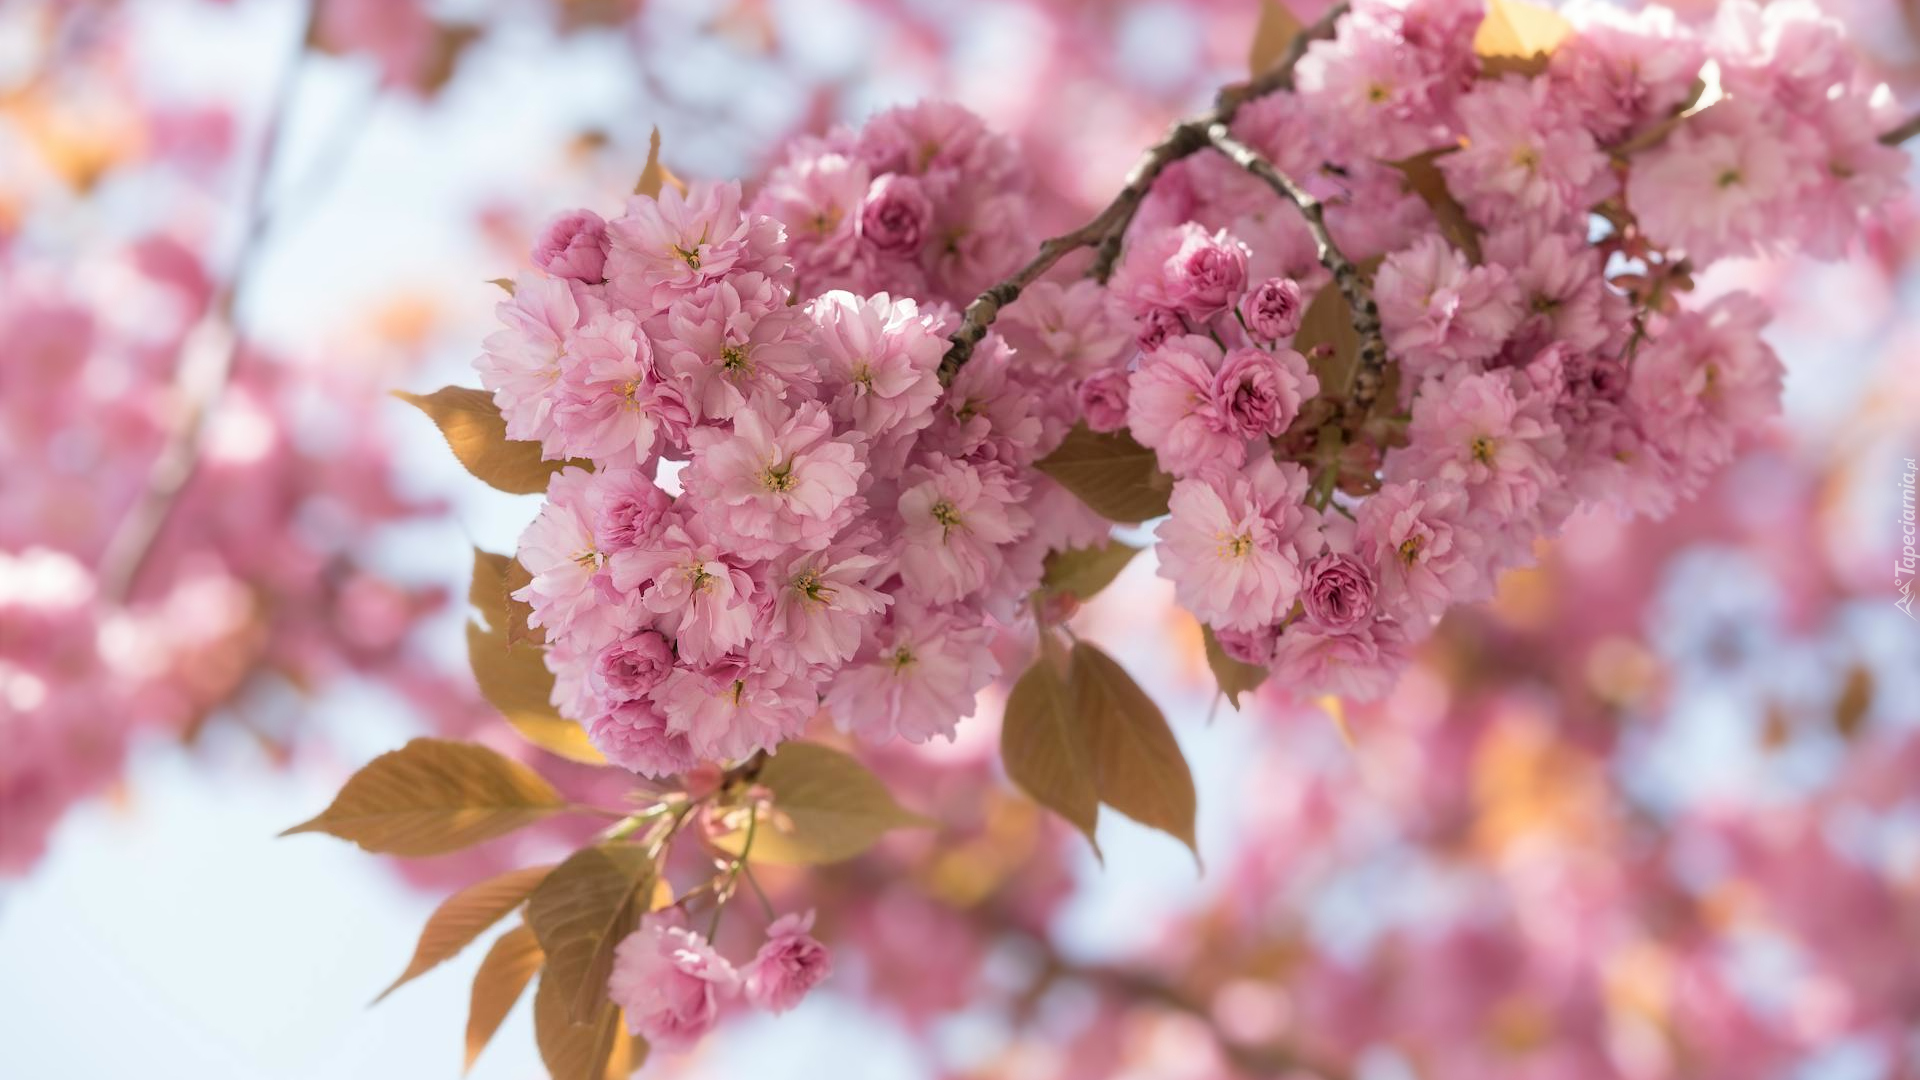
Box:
[1035,424,1173,524]
[1202,624,1269,710]
[1071,643,1198,857]
[280,738,564,856]
[1609,61,1724,157]
[1248,0,1306,77]
[714,742,933,865]
[1041,541,1140,602]
[1000,645,1101,855]
[1834,665,1874,739]
[396,386,588,495]
[1296,281,1362,400]
[1473,0,1573,78]
[465,924,543,1073]
[526,845,653,1025]
[468,550,602,765]
[377,864,554,1002]
[1388,150,1484,264]
[633,126,684,199]
[533,971,634,1080]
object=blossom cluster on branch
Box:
[1084,0,1905,703]
[481,103,1111,777]
[285,0,1920,1075]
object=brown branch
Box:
[936,1,1351,384]
[95,2,318,603]
[1047,956,1352,1079]
[1204,124,1389,417]
[1880,110,1920,146]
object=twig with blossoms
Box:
[94,1,318,602]
[1049,955,1355,1080]
[1204,123,1390,417]
[935,1,1352,382]
[1881,110,1920,146]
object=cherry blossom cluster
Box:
[754,101,1033,307]
[608,908,831,1047]
[485,104,1114,778]
[1077,0,1904,702]
[0,247,451,874]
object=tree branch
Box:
[1047,956,1352,1079]
[95,1,318,603]
[936,1,1350,384]
[1880,110,1920,146]
[1203,124,1390,418]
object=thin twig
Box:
[1050,957,1353,1079]
[1879,110,1920,146]
[95,1,318,603]
[1205,124,1390,419]
[936,1,1350,383]
[706,805,759,940]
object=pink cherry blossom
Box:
[1300,552,1376,633]
[1155,458,1322,632]
[608,910,742,1050]
[744,910,833,1014]
[588,698,699,778]
[1268,615,1411,702]
[1439,77,1614,229]
[1354,482,1481,625]
[515,466,630,651]
[895,459,1032,605]
[532,208,611,283]
[808,290,945,450]
[656,274,816,424]
[605,181,787,315]
[1239,277,1304,343]
[1210,346,1317,441]
[652,658,814,761]
[591,629,675,702]
[858,173,933,256]
[1627,99,1811,266]
[998,280,1133,379]
[476,273,595,447]
[825,603,999,744]
[1629,292,1784,494]
[1077,369,1131,434]
[762,542,891,671]
[611,516,757,665]
[550,312,690,467]
[1112,223,1250,321]
[1393,368,1564,523]
[684,397,866,560]
[1126,334,1246,477]
[1374,236,1523,376]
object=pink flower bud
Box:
[1077,369,1132,433]
[858,174,933,254]
[593,630,675,700]
[744,910,833,1014]
[1209,346,1317,440]
[1240,277,1304,341]
[1136,307,1186,353]
[587,699,699,778]
[1214,623,1280,666]
[532,209,610,283]
[608,911,741,1049]
[1302,552,1376,633]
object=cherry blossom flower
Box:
[1155,458,1323,632]
[744,910,833,1014]
[608,911,742,1050]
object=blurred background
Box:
[2,0,1919,1078]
